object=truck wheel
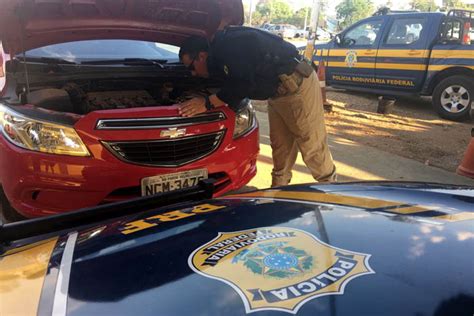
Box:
[433,76,473,121]
[0,189,26,223]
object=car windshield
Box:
[22,39,180,63]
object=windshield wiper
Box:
[15,56,78,65]
[81,58,167,68]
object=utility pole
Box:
[304,7,309,31]
[312,0,321,38]
[304,0,321,59]
[249,0,253,26]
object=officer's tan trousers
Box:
[268,72,336,187]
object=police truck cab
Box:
[309,9,474,120]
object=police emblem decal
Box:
[345,50,358,68]
[188,227,374,314]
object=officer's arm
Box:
[209,94,226,107]
[216,78,255,110]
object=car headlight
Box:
[233,101,256,139]
[0,104,90,156]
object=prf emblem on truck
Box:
[345,50,358,68]
[189,227,375,314]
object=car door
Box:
[375,15,430,92]
[326,17,385,88]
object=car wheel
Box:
[433,75,473,121]
[0,188,26,223]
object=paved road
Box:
[243,111,474,191]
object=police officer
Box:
[178,27,336,186]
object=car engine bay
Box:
[20,78,215,114]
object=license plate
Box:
[141,169,208,196]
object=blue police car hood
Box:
[2,182,474,316]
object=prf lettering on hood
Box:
[119,204,226,235]
[189,227,375,314]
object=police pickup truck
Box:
[308,9,473,120]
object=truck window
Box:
[343,20,382,46]
[439,19,462,44]
[386,18,425,45]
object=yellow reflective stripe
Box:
[431,50,474,59]
[325,49,472,59]
[389,206,431,214]
[0,238,55,257]
[230,191,401,209]
[328,61,376,68]
[376,63,427,71]
[428,65,474,71]
[328,49,377,57]
[0,238,58,316]
[376,49,430,58]
[327,49,430,58]
[230,191,473,223]
[434,212,474,222]
[327,61,427,70]
[328,49,348,56]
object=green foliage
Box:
[410,0,438,11]
[336,0,375,30]
[287,7,310,29]
[443,0,474,9]
[256,0,292,24]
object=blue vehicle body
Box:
[308,11,474,119]
[1,182,473,315]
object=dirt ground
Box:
[253,90,473,173]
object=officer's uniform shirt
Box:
[207,27,299,110]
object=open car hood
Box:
[0,0,244,55]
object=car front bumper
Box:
[0,125,258,218]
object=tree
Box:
[256,0,292,24]
[410,0,438,12]
[336,0,374,30]
[288,7,311,29]
[443,0,474,9]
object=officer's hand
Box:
[178,97,207,117]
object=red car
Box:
[0,0,258,221]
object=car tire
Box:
[0,188,26,223]
[433,75,473,121]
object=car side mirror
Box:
[335,34,342,45]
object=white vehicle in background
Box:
[260,23,274,31]
[295,27,332,40]
[269,24,298,38]
[316,27,332,40]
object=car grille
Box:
[103,131,225,167]
[96,112,226,130]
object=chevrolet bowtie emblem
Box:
[160,128,186,139]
